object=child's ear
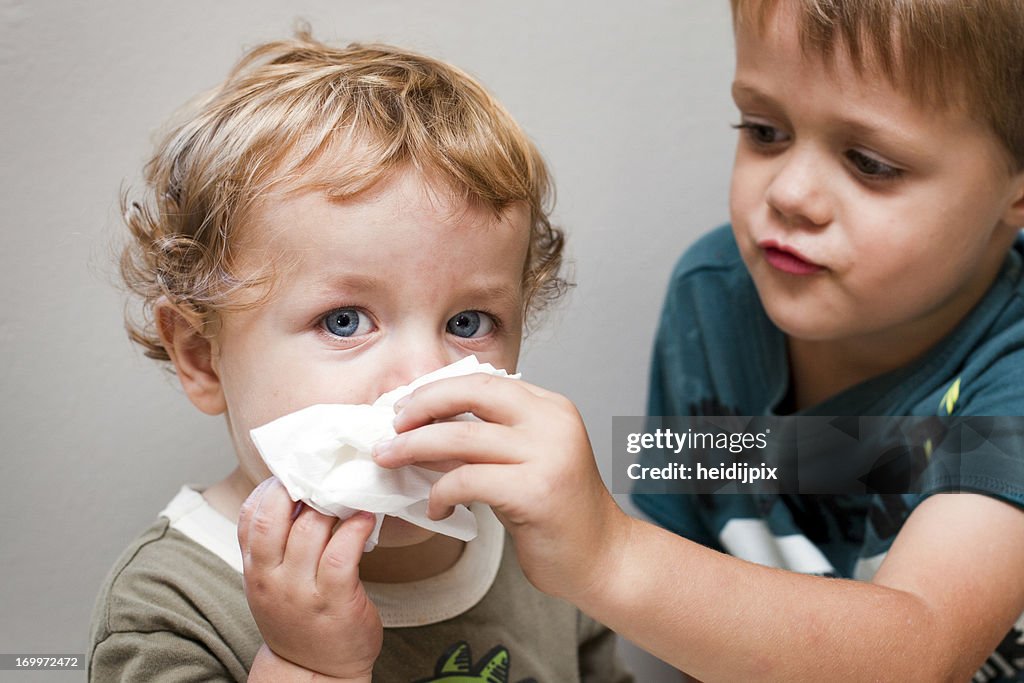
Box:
[154,298,227,416]
[1003,169,1024,228]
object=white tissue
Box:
[249,356,518,551]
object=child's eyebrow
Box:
[305,276,522,310]
[315,274,385,295]
[462,283,523,310]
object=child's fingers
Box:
[426,463,514,520]
[281,505,336,579]
[316,511,377,593]
[241,478,296,570]
[373,421,522,468]
[237,477,275,552]
[392,374,540,432]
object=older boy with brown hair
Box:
[89,32,632,682]
[375,0,1024,679]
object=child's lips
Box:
[758,240,825,276]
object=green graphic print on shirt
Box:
[414,641,537,683]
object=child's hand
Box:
[373,374,631,603]
[238,478,383,680]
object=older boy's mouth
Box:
[758,240,825,276]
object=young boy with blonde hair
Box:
[374,0,1024,679]
[89,32,633,682]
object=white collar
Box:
[159,485,504,627]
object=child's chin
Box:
[374,515,438,548]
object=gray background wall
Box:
[0,1,736,680]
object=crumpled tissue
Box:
[249,356,517,551]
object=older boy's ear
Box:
[154,299,227,416]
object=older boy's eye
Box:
[446,311,494,339]
[733,121,788,146]
[321,308,373,338]
[846,149,901,179]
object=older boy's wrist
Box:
[569,498,634,607]
[249,644,373,683]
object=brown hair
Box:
[730,0,1024,168]
[121,30,566,361]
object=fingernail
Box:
[373,438,394,460]
[431,505,455,521]
[393,395,410,412]
[242,477,272,509]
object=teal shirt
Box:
[633,225,1024,680]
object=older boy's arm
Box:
[583,492,1024,681]
[378,375,1024,681]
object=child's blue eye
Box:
[322,308,373,338]
[446,311,494,339]
[845,150,901,180]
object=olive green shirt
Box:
[89,490,633,682]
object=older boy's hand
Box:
[373,375,632,604]
[238,478,382,680]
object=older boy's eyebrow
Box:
[731,81,776,105]
[731,80,927,156]
[833,118,921,152]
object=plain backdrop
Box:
[0,1,737,680]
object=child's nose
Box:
[375,338,452,394]
[765,148,832,229]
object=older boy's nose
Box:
[765,149,831,228]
